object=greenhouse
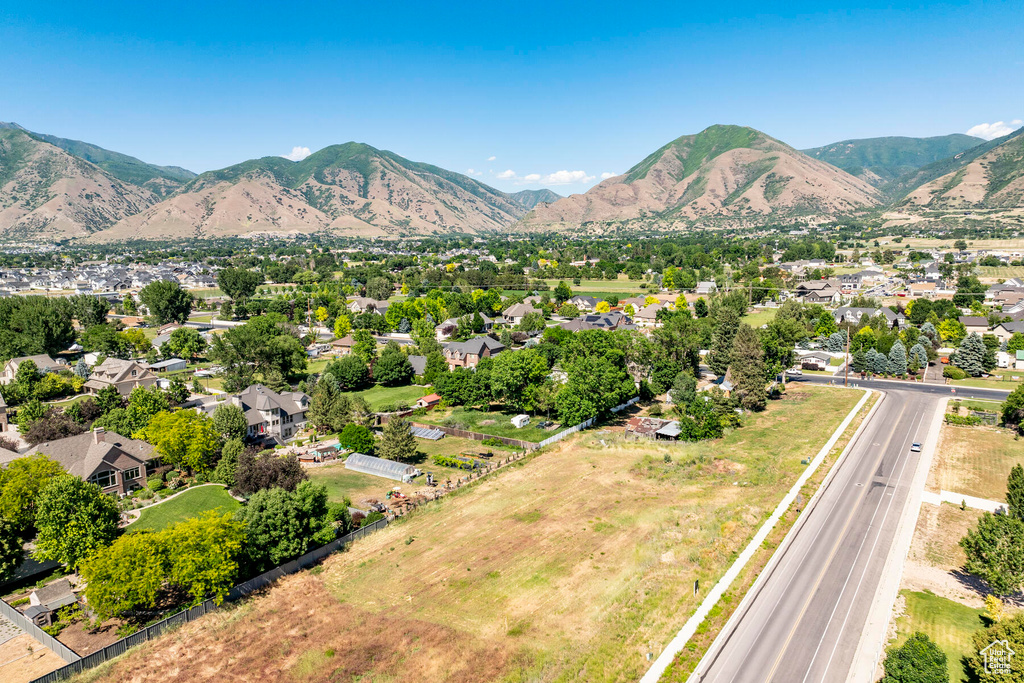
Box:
[345,452,421,483]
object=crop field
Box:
[79,384,862,683]
[929,423,1024,502]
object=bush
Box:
[148,479,165,492]
[945,414,982,426]
[432,454,479,470]
[943,366,967,380]
[136,488,154,500]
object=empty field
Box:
[129,485,240,532]
[929,423,1024,502]
[82,384,863,682]
[419,406,556,442]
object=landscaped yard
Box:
[952,368,1024,389]
[83,384,867,683]
[341,384,429,410]
[129,485,241,532]
[891,590,984,683]
[419,406,557,442]
[929,423,1024,502]
[741,308,778,328]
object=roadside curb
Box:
[639,386,875,683]
[846,396,948,682]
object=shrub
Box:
[148,479,165,492]
[432,454,480,470]
[945,414,982,426]
[943,366,967,380]
[136,488,155,500]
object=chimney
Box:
[94,427,105,444]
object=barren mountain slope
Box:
[521,125,881,230]
[91,143,531,241]
[0,128,156,241]
[900,127,1024,210]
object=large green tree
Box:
[35,475,120,568]
[0,454,64,531]
[708,308,740,376]
[217,268,262,302]
[729,324,767,411]
[0,297,76,360]
[880,632,947,683]
[963,612,1024,682]
[234,482,333,572]
[212,403,248,441]
[209,314,307,392]
[138,280,194,325]
[323,355,370,391]
[140,410,222,473]
[490,347,548,412]
[373,342,414,387]
[378,416,418,462]
[166,327,207,359]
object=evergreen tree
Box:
[1008,465,1024,522]
[373,342,415,386]
[955,332,986,377]
[378,417,418,462]
[888,341,908,375]
[708,308,740,376]
[851,350,867,373]
[729,324,767,411]
[74,359,90,379]
[909,343,928,368]
[827,331,845,353]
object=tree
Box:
[729,324,767,411]
[81,324,132,357]
[953,274,986,308]
[138,280,194,325]
[694,298,709,318]
[676,396,724,441]
[74,359,90,379]
[212,438,243,487]
[351,329,377,365]
[963,612,1024,682]
[167,327,207,359]
[0,519,23,584]
[95,385,123,414]
[669,372,697,407]
[373,342,414,387]
[234,450,307,495]
[324,355,370,391]
[557,303,580,318]
[1009,332,1024,355]
[553,281,572,304]
[35,475,120,568]
[851,350,868,373]
[814,311,838,337]
[909,343,928,369]
[164,512,245,605]
[333,314,352,340]
[14,398,47,431]
[422,351,448,384]
[212,403,248,440]
[1004,385,1024,434]
[490,348,548,412]
[70,295,109,329]
[0,297,76,359]
[0,454,64,531]
[208,314,307,392]
[595,301,611,313]
[23,409,86,446]
[888,340,908,375]
[827,331,845,353]
[339,424,375,454]
[938,318,966,345]
[366,277,392,301]
[961,511,1024,595]
[955,332,987,377]
[235,481,334,572]
[217,268,262,302]
[1008,464,1024,521]
[708,308,740,376]
[80,530,168,619]
[140,410,222,473]
[378,417,418,462]
[879,632,947,683]
[518,311,546,332]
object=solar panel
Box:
[411,426,445,440]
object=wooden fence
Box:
[29,518,389,683]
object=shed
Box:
[511,414,530,429]
[27,578,77,626]
[149,358,187,373]
[345,452,420,482]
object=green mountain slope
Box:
[802,134,982,190]
[0,122,195,196]
[509,188,561,209]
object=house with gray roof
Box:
[444,337,505,368]
[83,358,158,396]
[23,428,157,496]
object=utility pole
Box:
[844,326,850,387]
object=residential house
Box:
[331,335,355,356]
[794,280,842,305]
[566,295,600,312]
[695,281,717,296]
[800,353,832,371]
[444,337,505,368]
[435,314,495,341]
[503,303,542,326]
[347,298,390,315]
[832,306,905,329]
[994,322,1024,344]
[83,358,159,396]
[633,303,665,327]
[25,428,157,496]
[559,311,630,332]
[909,282,937,298]
[192,385,310,442]
[959,316,989,337]
[0,355,60,385]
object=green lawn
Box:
[129,485,241,532]
[891,590,984,683]
[741,309,778,328]
[342,384,429,410]
[419,406,556,442]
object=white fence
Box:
[536,396,639,448]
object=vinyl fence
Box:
[29,517,389,683]
[410,422,537,450]
[0,598,80,663]
[536,396,639,448]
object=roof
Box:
[88,358,157,385]
[655,421,682,438]
[149,358,186,370]
[26,429,156,480]
[408,355,427,376]
[411,425,444,440]
[236,384,309,418]
[445,336,505,359]
[503,303,541,318]
[31,579,76,611]
[344,452,418,481]
[959,316,989,327]
[6,355,58,371]
[418,393,441,404]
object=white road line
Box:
[802,404,928,682]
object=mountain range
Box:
[1,120,1022,242]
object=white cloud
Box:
[600,172,617,180]
[282,146,312,161]
[496,169,517,179]
[487,155,496,161]
[542,170,595,185]
[966,119,1023,140]
[523,173,541,182]
[466,168,482,176]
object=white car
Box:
[910,442,922,452]
[785,368,803,376]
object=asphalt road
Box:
[793,373,1012,400]
[690,388,940,683]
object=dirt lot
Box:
[929,423,1024,502]
[77,384,863,683]
[901,502,986,608]
[0,634,66,683]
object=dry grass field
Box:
[929,423,1024,502]
[76,384,863,683]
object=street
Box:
[689,388,941,682]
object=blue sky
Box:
[1,1,1022,195]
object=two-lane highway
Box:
[690,388,941,683]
